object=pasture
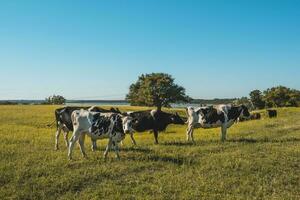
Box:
[0,105,299,199]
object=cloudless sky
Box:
[0,0,299,100]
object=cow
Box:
[267,109,277,118]
[238,112,261,122]
[68,110,134,160]
[54,106,121,150]
[126,109,185,144]
[186,104,250,142]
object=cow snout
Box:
[124,129,130,134]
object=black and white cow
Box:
[238,112,261,122]
[54,106,121,150]
[68,110,134,160]
[186,104,250,142]
[126,109,185,144]
[267,109,277,118]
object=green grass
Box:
[0,105,299,199]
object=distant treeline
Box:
[190,98,237,105]
[68,100,128,104]
[0,100,42,105]
[1,85,299,109]
[0,99,128,105]
[0,99,237,105]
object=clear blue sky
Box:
[0,0,299,100]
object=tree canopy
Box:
[249,90,265,109]
[126,73,190,110]
[44,95,66,105]
[263,86,300,107]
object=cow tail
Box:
[185,107,191,124]
[46,120,56,128]
[71,112,77,126]
[52,110,60,130]
[185,107,189,117]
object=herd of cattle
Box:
[52,105,277,160]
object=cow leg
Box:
[153,130,159,144]
[186,124,192,141]
[113,141,120,160]
[190,126,195,143]
[130,131,137,145]
[104,138,113,160]
[186,124,195,143]
[91,138,97,151]
[63,131,69,148]
[68,130,80,160]
[221,124,227,142]
[54,127,62,150]
[78,133,87,158]
[186,126,190,141]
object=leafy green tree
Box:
[44,95,66,105]
[249,90,265,109]
[263,86,300,107]
[233,96,253,110]
[126,73,190,110]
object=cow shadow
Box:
[161,137,300,146]
[161,140,224,146]
[125,153,195,166]
[228,137,300,143]
[130,154,195,166]
[227,138,258,143]
[147,155,194,165]
[121,146,153,153]
[161,141,196,146]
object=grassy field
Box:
[0,105,299,199]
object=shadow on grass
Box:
[161,141,196,146]
[228,137,300,143]
[228,138,258,143]
[126,153,195,166]
[164,131,177,134]
[89,146,153,154]
[121,146,153,153]
[162,137,300,146]
[147,155,195,166]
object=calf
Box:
[238,112,261,122]
[126,110,185,144]
[186,104,250,142]
[267,109,277,118]
[54,106,120,150]
[68,110,134,160]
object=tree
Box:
[233,96,253,110]
[44,95,66,105]
[249,90,265,109]
[263,86,300,107]
[126,73,190,110]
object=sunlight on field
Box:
[0,105,300,199]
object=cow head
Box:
[170,112,185,125]
[240,105,250,119]
[121,115,136,134]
